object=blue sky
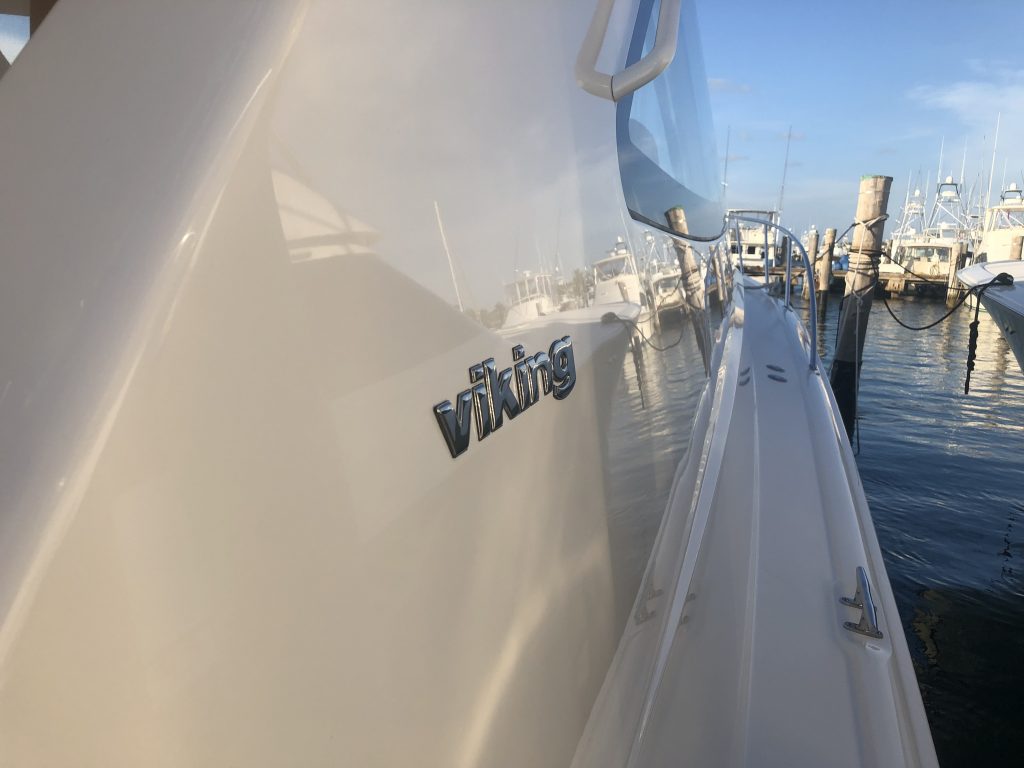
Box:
[698,0,1024,237]
[5,4,1022,247]
[0,14,27,63]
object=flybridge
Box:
[432,336,576,458]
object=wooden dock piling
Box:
[946,242,967,307]
[829,176,892,440]
[1012,235,1023,261]
[801,228,820,299]
[667,206,710,373]
[817,227,836,319]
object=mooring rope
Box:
[868,266,1013,394]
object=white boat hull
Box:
[959,260,1024,374]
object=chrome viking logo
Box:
[433,336,576,458]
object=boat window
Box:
[594,256,631,279]
[991,209,1024,230]
[616,0,722,238]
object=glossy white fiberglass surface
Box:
[960,261,1024,374]
[0,1,712,765]
[574,280,937,767]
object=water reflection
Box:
[603,315,706,626]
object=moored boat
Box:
[593,237,655,343]
[0,1,936,765]
[976,183,1024,263]
[958,260,1024,374]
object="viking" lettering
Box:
[433,336,576,458]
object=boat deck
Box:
[573,278,936,767]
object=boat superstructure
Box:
[593,237,654,341]
[0,1,935,765]
[502,270,558,328]
[881,177,972,296]
[648,262,685,319]
[726,208,781,274]
[977,183,1024,263]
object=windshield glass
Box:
[594,256,631,280]
[907,246,950,261]
[616,0,721,237]
[990,209,1024,231]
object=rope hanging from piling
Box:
[873,268,1013,393]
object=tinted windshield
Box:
[594,256,631,279]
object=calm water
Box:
[611,291,1024,765]
[810,292,1024,767]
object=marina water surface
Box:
[627,293,1024,766]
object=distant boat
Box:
[958,260,1024,373]
[593,237,654,342]
[976,183,1024,263]
[647,262,685,320]
[725,209,781,274]
[881,177,972,296]
[502,270,558,329]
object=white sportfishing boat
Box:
[958,260,1024,373]
[648,262,685,320]
[726,208,781,274]
[502,270,558,329]
[976,183,1024,263]
[881,177,971,296]
[593,237,655,341]
[0,1,935,765]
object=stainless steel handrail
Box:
[728,214,819,371]
[762,222,770,287]
[575,0,682,102]
[784,233,793,306]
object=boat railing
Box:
[726,212,819,372]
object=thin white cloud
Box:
[910,80,1024,130]
[708,77,752,94]
[908,67,1024,203]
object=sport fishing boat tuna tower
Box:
[0,0,935,765]
[881,177,972,297]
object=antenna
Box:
[434,200,464,313]
[960,137,967,185]
[619,209,637,261]
[777,126,792,218]
[987,112,1001,208]
[722,126,731,202]
[936,136,944,187]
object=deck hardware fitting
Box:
[840,566,884,639]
